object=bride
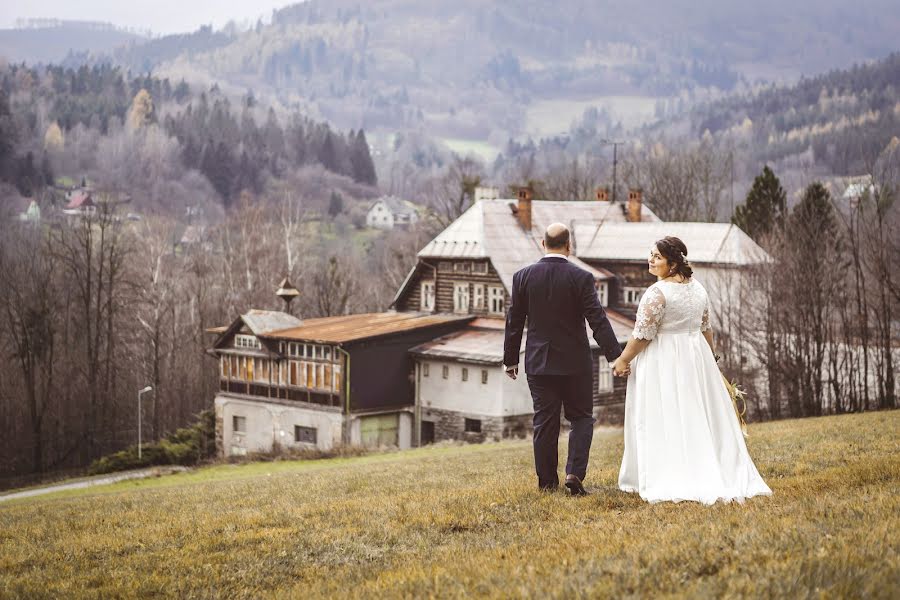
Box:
[612,236,772,504]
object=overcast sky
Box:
[1,0,300,35]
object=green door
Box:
[360,414,399,447]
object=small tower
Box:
[276,277,300,315]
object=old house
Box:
[209,310,472,457]
[208,186,768,454]
[366,196,419,230]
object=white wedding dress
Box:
[618,279,772,504]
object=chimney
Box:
[595,187,609,202]
[627,188,643,222]
[517,187,533,230]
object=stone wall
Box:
[420,406,532,444]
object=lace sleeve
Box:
[632,286,666,340]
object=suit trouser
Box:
[526,371,596,489]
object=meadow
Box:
[1,411,897,599]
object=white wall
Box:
[216,395,343,455]
[418,360,533,417]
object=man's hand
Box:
[505,366,519,380]
[612,358,631,377]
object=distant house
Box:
[62,189,96,217]
[209,310,472,457]
[366,196,419,230]
[17,199,41,223]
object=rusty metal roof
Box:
[268,312,473,344]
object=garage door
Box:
[360,414,399,447]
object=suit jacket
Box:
[503,256,623,375]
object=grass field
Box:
[1,411,898,598]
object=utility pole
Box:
[601,139,624,203]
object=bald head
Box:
[543,223,570,254]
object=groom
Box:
[503,223,625,495]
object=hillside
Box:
[1,411,897,597]
[0,20,144,64]
[38,0,900,155]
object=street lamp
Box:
[600,139,624,204]
[138,385,153,460]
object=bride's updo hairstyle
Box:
[655,236,693,279]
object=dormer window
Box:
[235,334,261,350]
[473,262,488,275]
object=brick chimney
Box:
[627,188,643,222]
[517,187,533,230]
[595,187,609,202]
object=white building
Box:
[366,196,420,230]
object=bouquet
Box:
[721,375,750,438]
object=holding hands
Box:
[612,357,631,377]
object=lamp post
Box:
[600,139,624,204]
[138,386,152,459]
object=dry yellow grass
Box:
[1,411,898,599]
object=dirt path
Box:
[0,466,190,503]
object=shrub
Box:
[88,409,216,475]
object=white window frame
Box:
[423,363,430,377]
[420,280,435,311]
[473,284,485,310]
[235,334,261,350]
[488,286,505,315]
[598,360,613,394]
[473,262,488,275]
[453,282,470,314]
[624,287,646,305]
[597,281,609,306]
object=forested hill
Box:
[0,63,377,215]
[679,52,900,175]
[63,0,900,145]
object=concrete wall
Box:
[348,411,413,449]
[215,394,343,457]
[418,360,532,417]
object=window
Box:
[221,357,228,377]
[235,334,261,350]
[324,346,331,360]
[334,366,342,392]
[423,363,430,377]
[324,365,332,390]
[307,362,315,387]
[442,365,449,379]
[473,262,488,275]
[464,418,482,433]
[624,287,646,305]
[481,370,488,384]
[598,360,613,393]
[453,261,470,273]
[232,415,246,433]
[453,282,470,313]
[473,285,485,310]
[294,425,317,444]
[289,361,298,386]
[462,367,468,382]
[489,286,505,314]
[420,281,435,311]
[597,282,609,306]
[438,261,452,272]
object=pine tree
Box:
[350,129,377,185]
[328,191,344,217]
[731,165,787,241]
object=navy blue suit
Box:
[503,255,623,489]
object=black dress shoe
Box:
[565,474,588,496]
